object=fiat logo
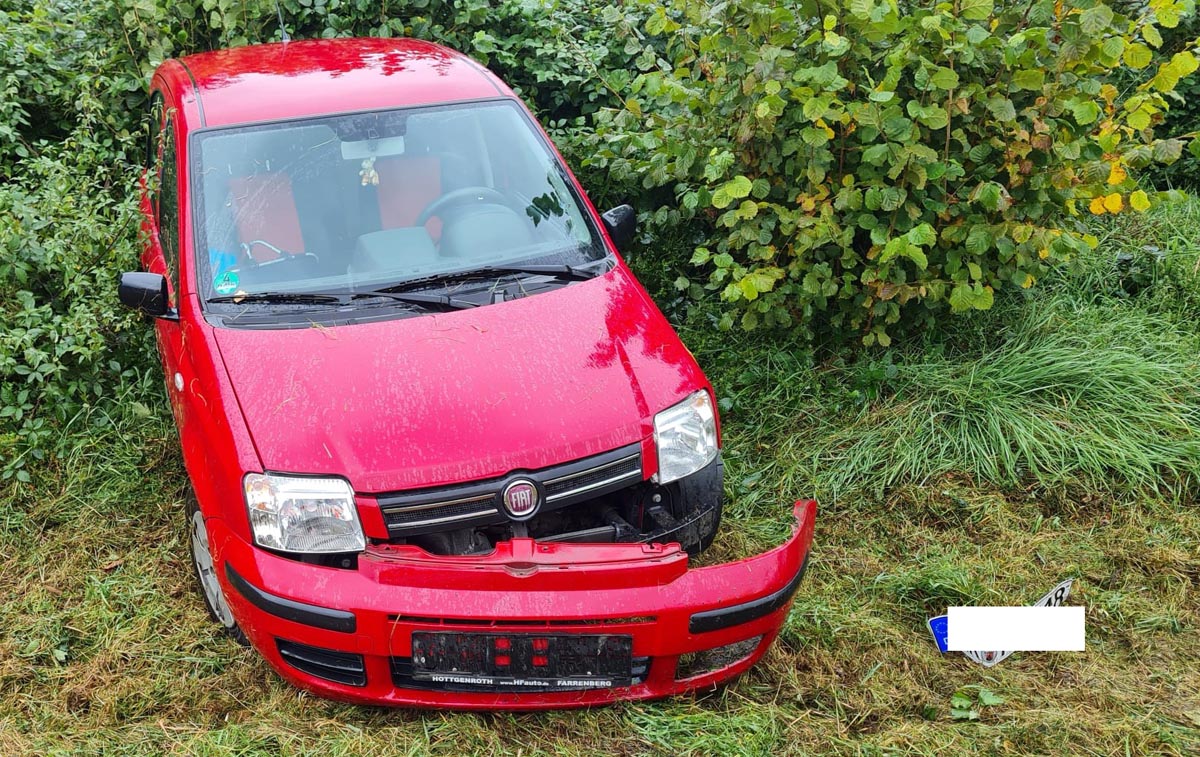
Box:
[501,479,540,520]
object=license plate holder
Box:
[408,632,634,691]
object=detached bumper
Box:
[209,500,816,709]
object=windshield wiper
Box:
[207,289,477,311]
[478,263,597,280]
[375,263,601,294]
[349,291,478,310]
[207,292,345,305]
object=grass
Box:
[4,202,1200,755]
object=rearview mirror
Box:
[119,272,175,319]
[601,205,636,252]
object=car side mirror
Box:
[601,204,636,252]
[119,271,175,319]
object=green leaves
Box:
[1079,4,1115,37]
[966,226,994,256]
[907,101,948,129]
[1151,50,1200,92]
[645,8,681,35]
[1153,138,1184,164]
[1011,69,1045,91]
[802,94,836,121]
[986,97,1017,122]
[949,691,978,721]
[1080,4,1113,36]
[711,175,753,209]
[1123,43,1153,70]
[929,66,959,90]
[950,687,1005,720]
[949,283,995,312]
[880,224,937,269]
[971,181,1011,212]
[1069,99,1101,125]
[862,143,891,165]
[959,0,993,21]
[906,223,937,247]
[585,0,1199,344]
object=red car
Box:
[119,37,816,709]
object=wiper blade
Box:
[376,263,600,294]
[349,291,478,310]
[477,263,597,280]
[207,291,344,305]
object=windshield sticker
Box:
[213,270,239,295]
[209,248,237,279]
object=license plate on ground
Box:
[409,632,633,691]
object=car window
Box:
[147,93,163,172]
[159,116,180,300]
[149,95,180,302]
[191,99,606,304]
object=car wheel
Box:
[187,492,248,645]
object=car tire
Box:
[187,490,248,646]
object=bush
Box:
[587,0,1200,344]
[0,0,634,479]
[1138,7,1200,188]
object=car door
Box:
[142,88,188,424]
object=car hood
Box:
[213,267,705,493]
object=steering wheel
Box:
[415,186,511,227]
[240,240,320,267]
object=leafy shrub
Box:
[1137,7,1200,188]
[1,0,634,479]
[587,0,1200,343]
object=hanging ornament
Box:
[360,155,379,186]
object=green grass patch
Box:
[4,205,1200,754]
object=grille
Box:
[383,498,498,527]
[276,639,366,687]
[544,453,642,501]
[375,443,643,536]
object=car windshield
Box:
[192,99,606,304]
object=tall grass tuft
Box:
[710,203,1200,505]
[811,301,1200,496]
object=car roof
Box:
[168,38,509,129]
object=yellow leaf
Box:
[1089,196,1107,215]
[1127,109,1152,130]
[1107,162,1128,185]
[1130,189,1152,211]
[1100,84,1119,104]
[1022,274,1036,288]
[1104,192,1124,213]
[1084,234,1100,248]
[1066,198,1078,215]
[1039,247,1050,259]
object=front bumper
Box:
[208,500,816,709]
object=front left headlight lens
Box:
[243,473,365,553]
[653,390,718,484]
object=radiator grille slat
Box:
[375,444,643,535]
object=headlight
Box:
[653,390,718,484]
[243,473,365,553]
